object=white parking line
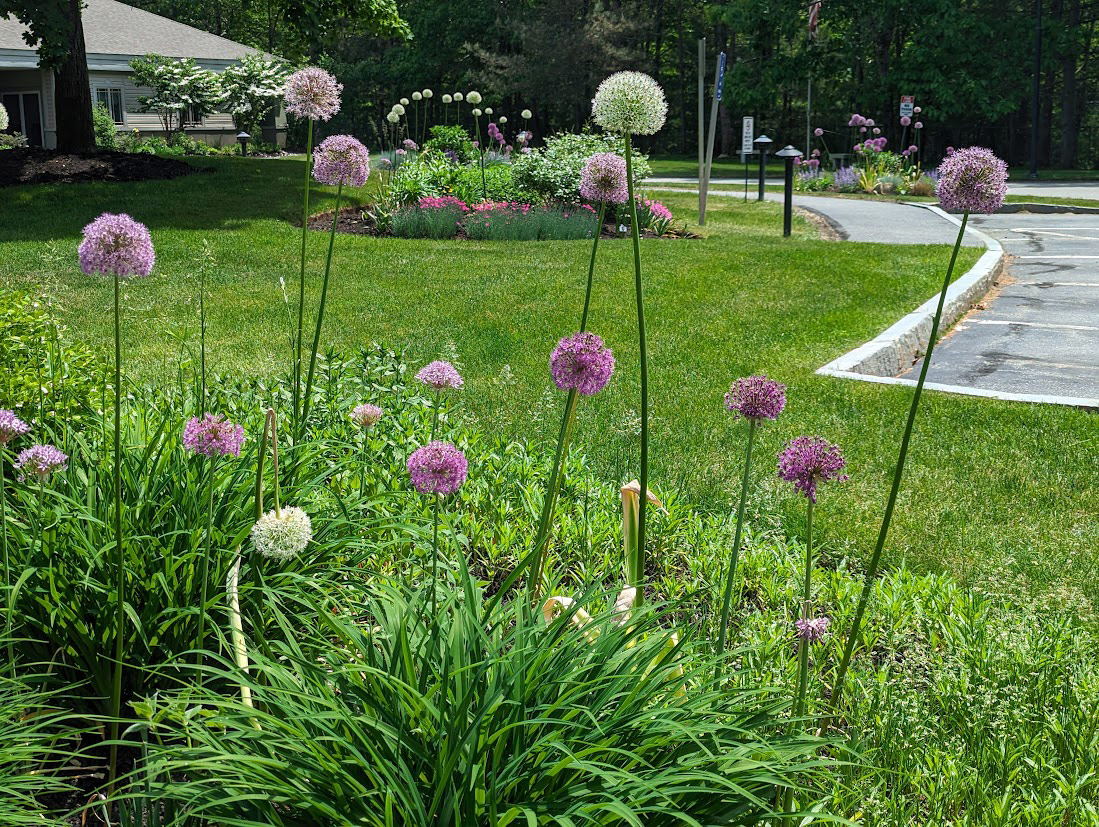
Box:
[1017,255,1099,259]
[1015,281,1099,287]
[1009,230,1099,240]
[966,319,1099,332]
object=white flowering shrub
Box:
[512,132,651,204]
[130,54,224,139]
[220,54,291,135]
[0,101,8,132]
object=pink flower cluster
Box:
[15,444,67,482]
[182,413,245,458]
[407,440,468,496]
[486,122,505,146]
[471,201,533,214]
[855,137,887,154]
[78,212,155,277]
[0,409,30,445]
[312,135,370,188]
[550,332,615,396]
[777,436,848,503]
[796,616,831,642]
[637,197,671,222]
[284,67,342,121]
[418,195,469,212]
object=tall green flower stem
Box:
[831,211,970,713]
[430,493,441,620]
[225,549,256,722]
[299,181,345,439]
[782,500,814,817]
[527,388,580,605]
[108,269,125,794]
[193,453,218,673]
[199,263,207,410]
[579,201,608,333]
[292,118,315,441]
[716,419,757,656]
[430,389,441,440]
[623,133,650,608]
[1,448,12,677]
[474,113,487,201]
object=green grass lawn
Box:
[2,156,1097,612]
[649,154,785,178]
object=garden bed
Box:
[304,205,699,240]
[0,148,201,188]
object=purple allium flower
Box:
[936,146,1008,214]
[866,119,875,127]
[813,127,823,137]
[796,616,831,642]
[579,152,629,204]
[873,127,881,135]
[351,403,383,429]
[78,213,155,277]
[945,146,955,156]
[284,67,342,121]
[859,126,867,134]
[914,121,923,130]
[416,360,463,391]
[900,115,911,127]
[182,413,245,458]
[396,148,407,156]
[777,436,848,503]
[407,440,468,496]
[312,135,370,187]
[724,375,786,422]
[914,106,922,114]
[908,145,919,154]
[14,444,67,482]
[0,410,30,445]
[402,138,419,151]
[549,332,615,396]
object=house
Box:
[0,0,285,149]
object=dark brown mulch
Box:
[305,206,700,240]
[0,148,202,188]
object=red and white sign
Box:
[899,96,915,118]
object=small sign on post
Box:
[740,116,754,158]
[699,51,726,226]
[899,95,915,118]
[715,52,726,102]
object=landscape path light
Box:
[775,145,802,237]
[753,134,773,202]
[236,130,250,156]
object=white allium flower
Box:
[591,71,667,135]
[472,108,482,117]
[400,97,410,105]
[466,91,482,105]
[484,107,493,115]
[442,94,452,104]
[252,506,312,561]
[412,91,422,101]
[498,116,507,124]
[386,111,400,124]
[422,89,433,98]
[0,102,8,132]
[392,103,405,115]
[453,92,464,102]
[521,109,532,119]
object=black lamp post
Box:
[754,135,773,201]
[775,145,803,237]
[236,131,251,157]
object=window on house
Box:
[185,104,204,126]
[94,87,124,124]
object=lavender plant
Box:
[591,70,667,605]
[77,210,154,791]
[831,147,1008,711]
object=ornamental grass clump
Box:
[592,70,666,606]
[831,147,1008,712]
[283,67,342,441]
[78,209,153,792]
[300,134,369,439]
[578,152,627,330]
[716,376,786,656]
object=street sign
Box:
[715,52,727,102]
[899,95,915,118]
[741,116,754,152]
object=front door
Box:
[1,92,44,147]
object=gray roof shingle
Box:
[1,0,259,60]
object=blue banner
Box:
[716,52,726,101]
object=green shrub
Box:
[423,124,475,163]
[512,131,651,203]
[450,161,532,205]
[0,289,100,429]
[92,103,119,150]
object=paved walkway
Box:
[902,212,1099,402]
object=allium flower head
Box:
[183,413,245,457]
[422,89,433,98]
[498,116,507,124]
[796,616,831,642]
[386,111,399,124]
[592,71,667,135]
[549,332,615,396]
[466,91,482,105]
[936,146,1008,214]
[416,360,463,390]
[579,152,629,204]
[78,213,155,277]
[914,121,923,129]
[412,91,422,101]
[0,410,30,445]
[14,444,67,482]
[900,115,911,126]
[814,127,823,136]
[873,127,881,135]
[724,375,786,422]
[914,106,922,114]
[252,507,312,561]
[777,436,848,503]
[408,441,468,496]
[484,107,493,115]
[284,67,342,121]
[521,108,532,119]
[453,92,463,102]
[312,135,370,187]
[400,97,409,106]
[391,103,405,116]
[442,94,453,104]
[351,403,383,429]
[472,108,482,118]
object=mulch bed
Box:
[0,148,202,187]
[305,206,700,239]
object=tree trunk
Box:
[1059,0,1081,167]
[54,0,95,153]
